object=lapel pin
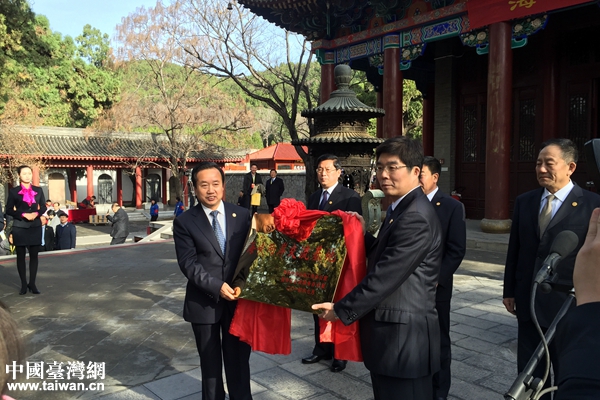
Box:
[389,219,394,224]
[572,202,577,207]
[232,213,237,217]
[436,202,441,206]
[328,201,332,205]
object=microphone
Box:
[534,230,579,291]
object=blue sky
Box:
[30,0,159,40]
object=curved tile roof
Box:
[2,126,243,163]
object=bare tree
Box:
[111,1,250,200]
[173,0,319,198]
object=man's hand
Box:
[574,208,600,306]
[311,302,339,321]
[220,282,237,301]
[233,287,242,298]
[346,211,366,234]
[503,297,516,315]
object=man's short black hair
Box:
[270,169,277,174]
[375,137,424,170]
[47,210,56,217]
[422,156,441,176]
[540,138,578,163]
[315,154,342,170]
[56,211,68,218]
[191,162,225,187]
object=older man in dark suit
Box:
[301,153,362,373]
[314,137,443,399]
[240,163,262,214]
[265,169,285,213]
[420,156,466,400]
[106,203,130,245]
[174,161,252,400]
[503,138,600,395]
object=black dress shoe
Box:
[330,359,347,372]
[301,354,332,364]
[28,284,40,294]
[19,285,27,295]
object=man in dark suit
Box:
[106,203,130,245]
[55,211,76,250]
[240,163,262,214]
[313,137,443,399]
[301,153,362,373]
[265,169,285,213]
[420,156,466,400]
[173,161,252,400]
[503,138,600,393]
[555,207,600,399]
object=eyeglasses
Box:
[376,165,409,174]
[316,167,338,174]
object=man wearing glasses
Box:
[313,137,443,399]
[301,153,362,372]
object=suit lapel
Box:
[223,203,238,259]
[325,185,342,211]
[190,205,224,259]
[546,184,583,233]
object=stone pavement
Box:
[0,222,518,400]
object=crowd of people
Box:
[3,137,600,399]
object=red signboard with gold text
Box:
[467,0,593,29]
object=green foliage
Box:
[0,1,120,126]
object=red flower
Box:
[272,198,319,241]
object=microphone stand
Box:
[504,290,575,400]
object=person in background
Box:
[39,215,55,252]
[79,196,96,209]
[5,165,46,295]
[420,156,467,400]
[44,200,53,214]
[55,211,76,250]
[265,169,285,213]
[107,203,130,245]
[46,210,60,232]
[150,199,159,222]
[174,197,185,218]
[241,163,262,214]
[0,301,24,400]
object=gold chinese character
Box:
[509,0,536,12]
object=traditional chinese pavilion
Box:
[238,0,600,232]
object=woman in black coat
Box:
[5,165,46,295]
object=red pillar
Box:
[135,166,142,209]
[161,168,168,206]
[376,90,384,139]
[86,165,94,198]
[320,63,336,104]
[116,169,123,206]
[481,22,512,233]
[32,165,40,186]
[422,85,435,156]
[382,35,403,138]
[69,169,77,202]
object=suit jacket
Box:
[107,208,130,239]
[307,184,362,214]
[334,188,443,378]
[0,200,4,228]
[431,189,467,302]
[173,202,251,324]
[5,185,46,229]
[265,177,285,205]
[242,172,263,197]
[55,223,76,249]
[504,184,600,326]
[555,302,600,400]
[42,226,55,251]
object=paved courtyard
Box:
[0,226,519,400]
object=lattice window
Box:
[568,95,588,162]
[463,105,477,162]
[480,103,487,162]
[519,99,536,161]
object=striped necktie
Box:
[210,210,226,254]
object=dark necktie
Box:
[210,210,226,254]
[319,191,329,210]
